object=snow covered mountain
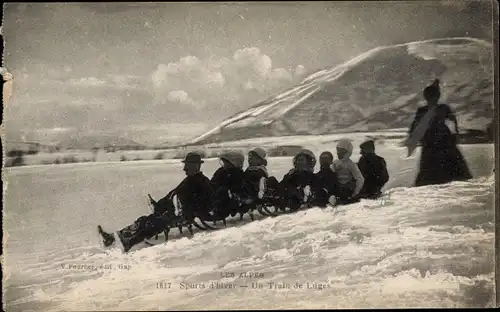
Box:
[191,37,493,145]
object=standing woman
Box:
[409,79,473,187]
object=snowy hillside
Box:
[191,37,493,144]
[4,144,495,310]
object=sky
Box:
[3,1,495,144]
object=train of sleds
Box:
[97,140,389,253]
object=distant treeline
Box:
[98,145,146,153]
[4,144,308,167]
[6,149,39,157]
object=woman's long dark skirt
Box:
[414,142,472,187]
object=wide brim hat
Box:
[182,152,205,164]
[220,151,245,168]
[249,147,268,165]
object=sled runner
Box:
[145,191,218,242]
[98,183,346,253]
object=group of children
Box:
[98,138,389,252]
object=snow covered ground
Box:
[2,141,495,310]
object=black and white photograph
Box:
[2,1,497,310]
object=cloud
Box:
[167,90,196,106]
[151,46,306,112]
[295,65,306,77]
[204,71,225,87]
[108,74,140,86]
[5,70,156,135]
[152,64,169,88]
[68,76,107,87]
[233,47,272,78]
[66,74,146,91]
[270,68,293,81]
[8,46,307,137]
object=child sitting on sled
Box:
[209,151,252,222]
[275,149,323,211]
[332,139,365,204]
[357,140,389,199]
[313,151,338,207]
[245,147,269,196]
[240,148,271,216]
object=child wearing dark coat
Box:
[277,149,322,211]
[236,148,274,218]
[210,151,248,219]
[357,140,390,199]
[313,151,338,207]
[245,148,270,200]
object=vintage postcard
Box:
[2,1,498,311]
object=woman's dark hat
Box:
[423,79,441,99]
[182,152,204,164]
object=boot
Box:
[97,225,115,247]
[115,230,147,253]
